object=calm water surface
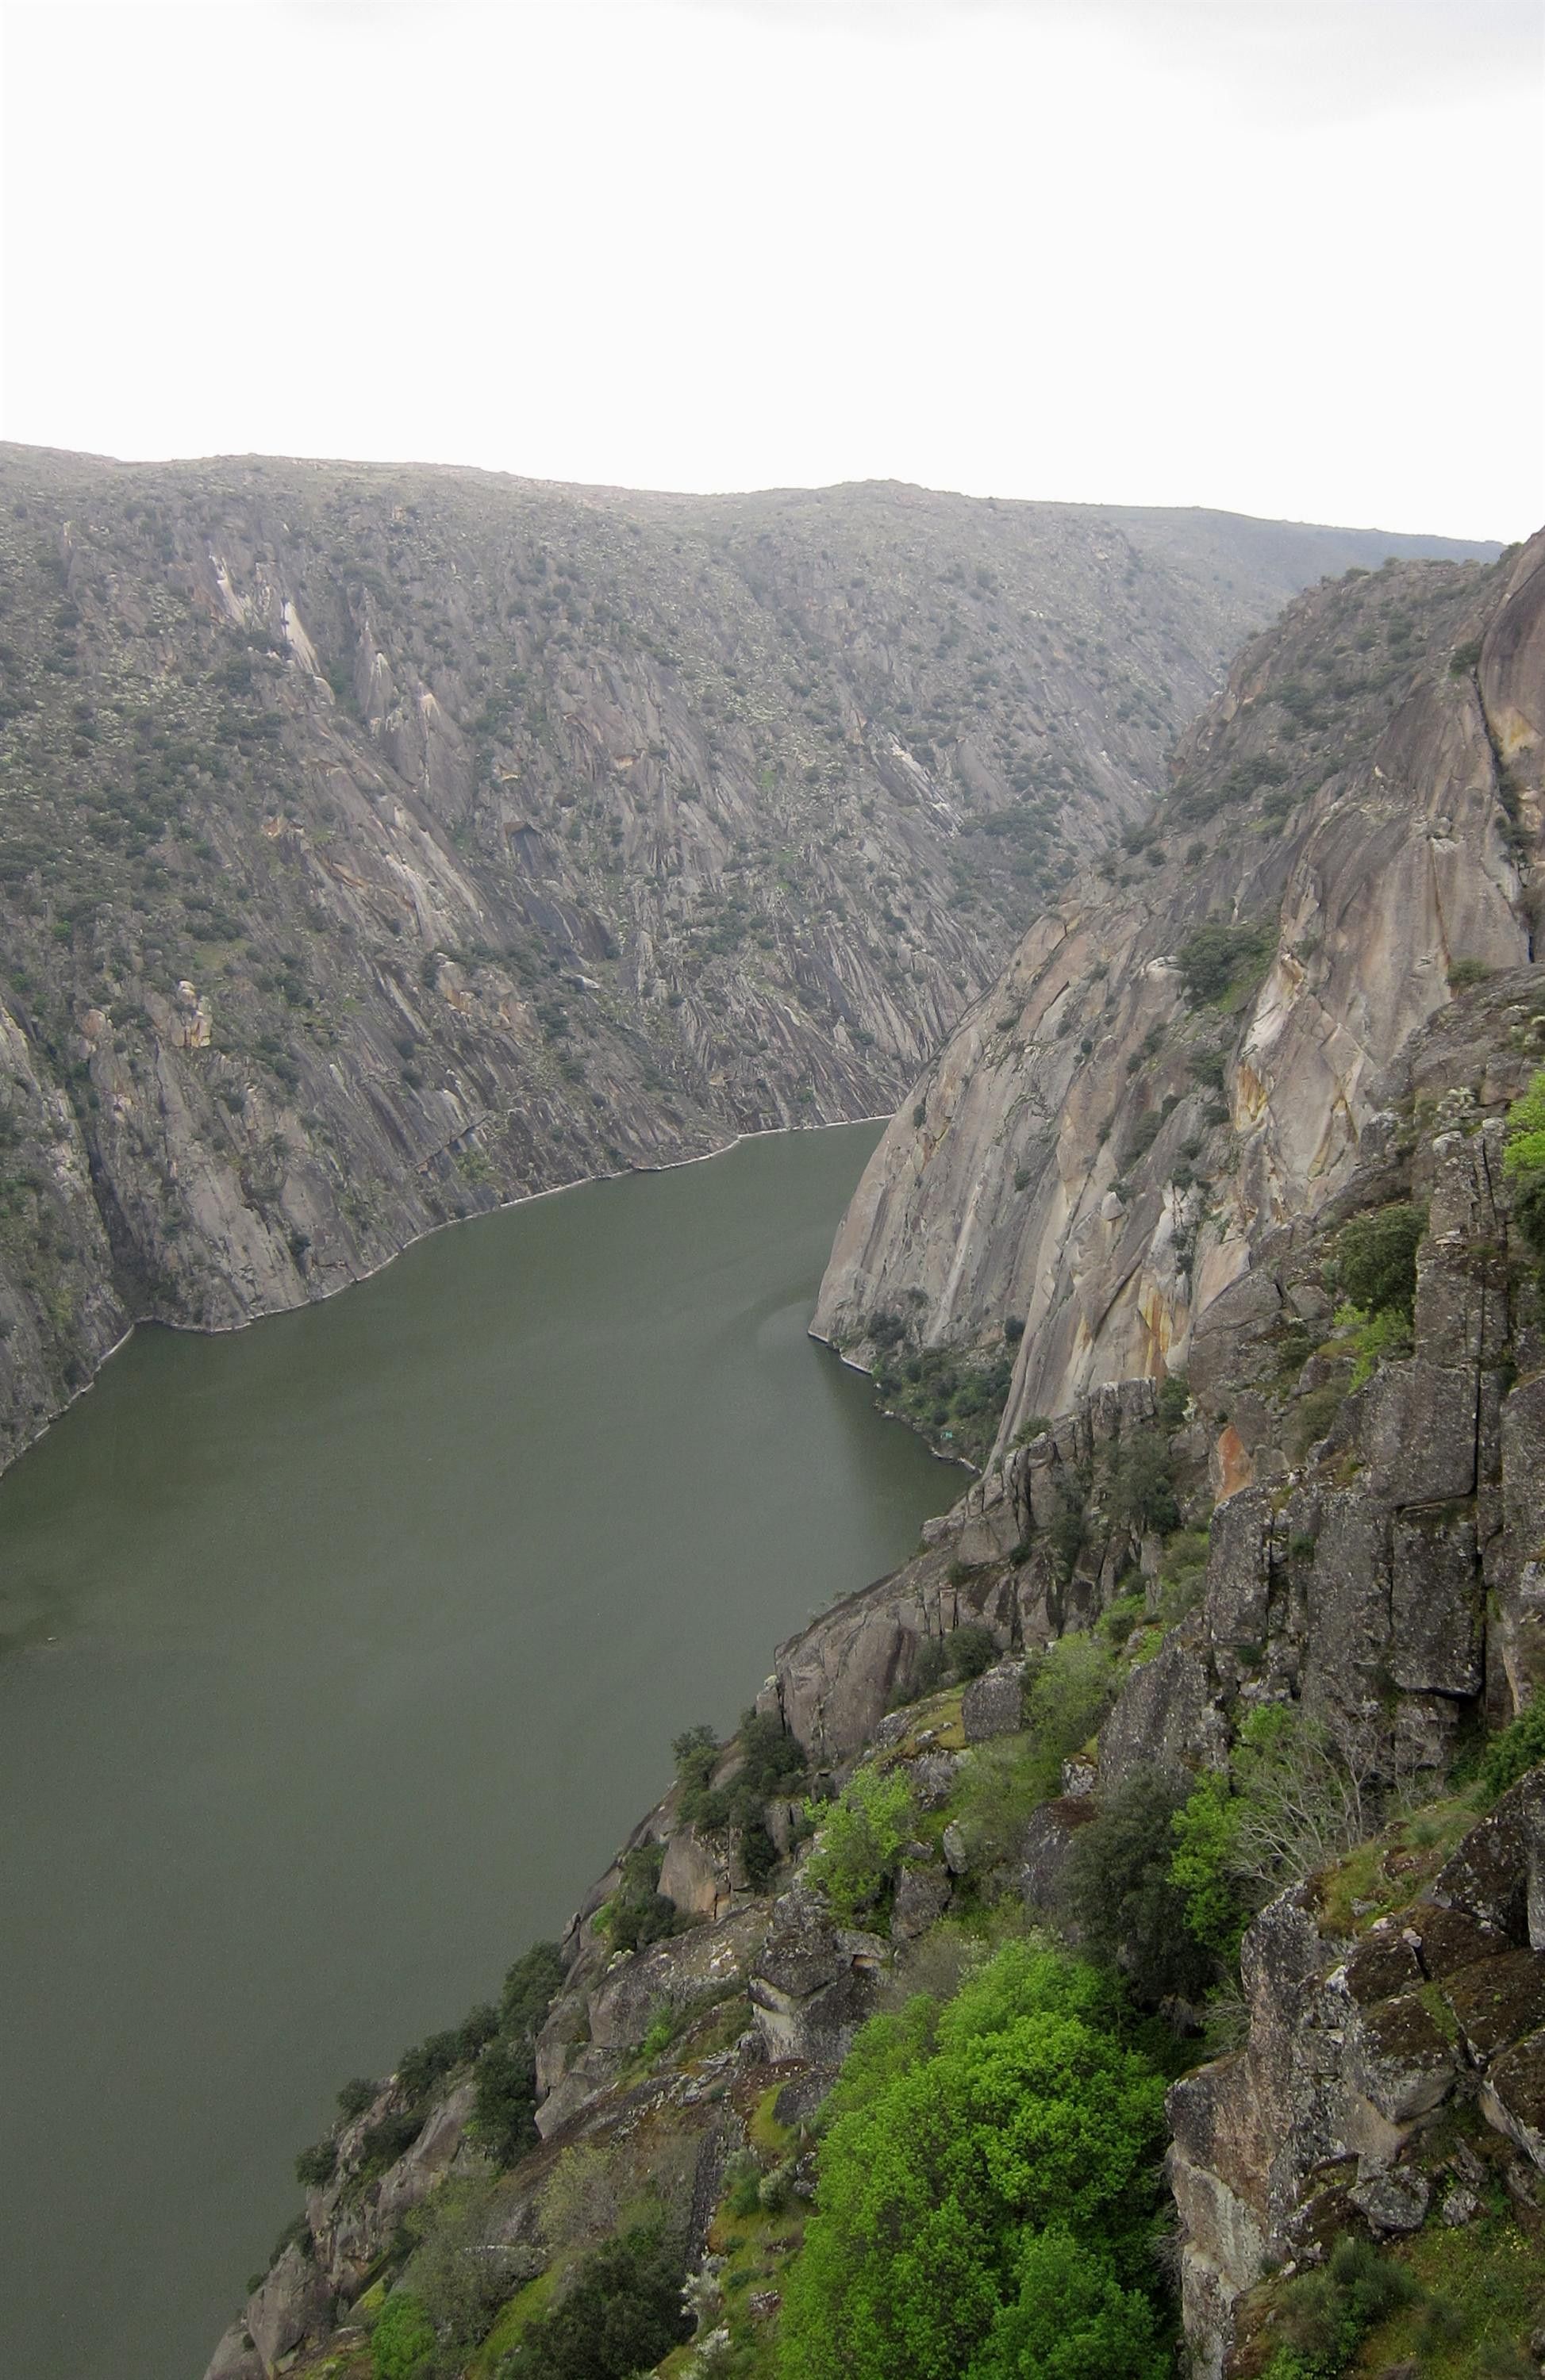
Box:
[0,1123,952,2380]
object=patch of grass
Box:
[1352,2206,1545,2380]
[1313,1792,1478,1936]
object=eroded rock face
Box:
[0,449,1428,1474]
[244,2241,332,2375]
[1170,1772,1545,2380]
[813,536,1540,1437]
[748,1883,890,2064]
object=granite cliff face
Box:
[813,533,1543,1435]
[198,532,1545,2380]
[0,443,1491,1475]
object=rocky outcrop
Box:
[763,1375,1175,1762]
[0,450,1470,1482]
[1170,1771,1545,2379]
[813,534,1543,1435]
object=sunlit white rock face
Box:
[814,532,1542,1439]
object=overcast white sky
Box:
[2,0,1541,539]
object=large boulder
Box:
[748,1883,889,2063]
[201,2325,264,2380]
[962,1660,1024,1742]
[244,2243,332,2375]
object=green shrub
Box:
[1479,1698,1545,1803]
[1264,2233,1416,2378]
[1023,1633,1113,1775]
[1334,1202,1425,1319]
[1124,1111,1163,1165]
[605,1844,676,1953]
[803,1766,915,1923]
[724,2148,764,2217]
[336,2076,377,2122]
[1107,1431,1180,1537]
[777,1943,1170,2380]
[471,2033,540,2167]
[871,1342,1016,1464]
[500,1941,565,2038]
[1504,1065,1545,1177]
[1047,1491,1089,1582]
[500,2222,690,2379]
[359,2106,423,2178]
[969,2229,1169,2380]
[1059,1764,1217,2004]
[676,1708,805,1838]
[1169,1772,1247,1957]
[397,2003,498,2101]
[1176,922,1275,1008]
[950,1730,1056,1870]
[294,2138,337,2190]
[1291,1380,1344,1457]
[1342,1303,1412,1388]
[1155,1529,1209,1627]
[372,2289,436,2380]
[949,1622,999,1680]
[1447,957,1494,990]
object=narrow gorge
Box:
[2,451,1541,2380]
[186,527,1545,2380]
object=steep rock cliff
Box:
[813,534,1543,1435]
[0,443,1492,1472]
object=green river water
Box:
[0,1122,953,2380]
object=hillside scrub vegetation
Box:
[778,1941,1172,2380]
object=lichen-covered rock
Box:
[1349,2164,1430,2235]
[1339,1990,1455,2124]
[1169,1772,1545,2378]
[1481,2027,1545,2168]
[746,1880,890,2064]
[961,1661,1024,1741]
[377,2078,479,2225]
[1431,1768,1545,1948]
[1443,1948,1545,2063]
[1017,1797,1097,1914]
[892,1860,952,1939]
[659,1825,736,1922]
[586,1905,769,2055]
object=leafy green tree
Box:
[1169,1772,1247,1957]
[803,1765,914,1922]
[1107,1432,1180,1537]
[1059,1764,1216,2004]
[1334,1202,1425,1319]
[778,1944,1170,2380]
[336,2075,377,2122]
[1022,1632,1113,1783]
[471,2033,539,2167]
[1504,1067,1545,1258]
[502,2222,690,2379]
[971,2229,1167,2379]
[499,1941,564,2038]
